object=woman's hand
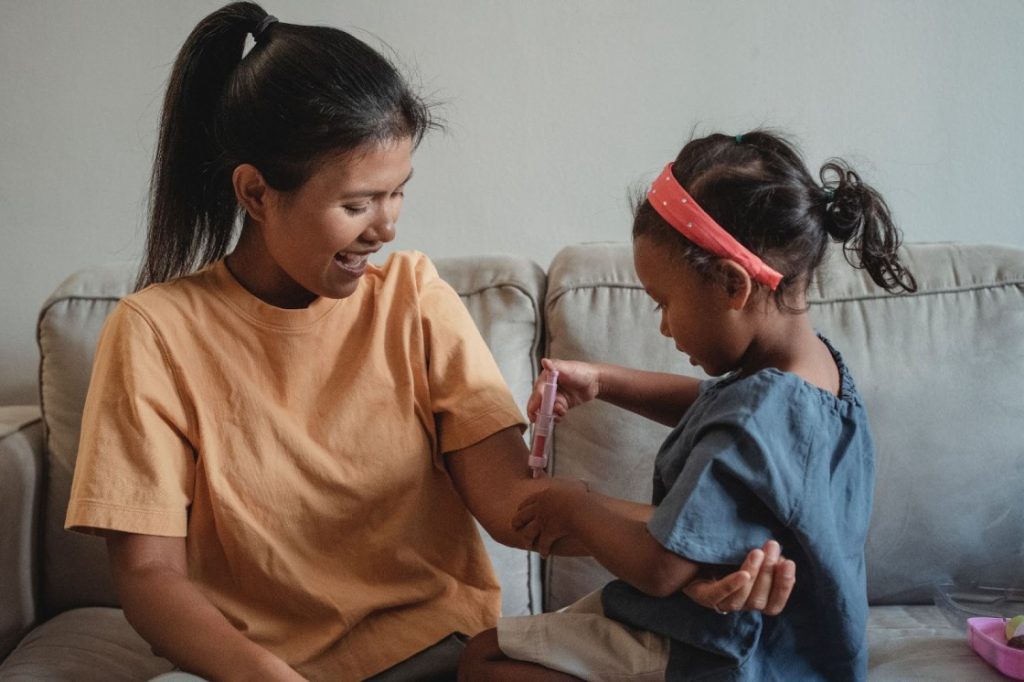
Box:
[683,540,796,616]
[526,358,601,422]
[510,478,589,555]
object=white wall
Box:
[2,0,1023,404]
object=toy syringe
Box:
[529,370,559,478]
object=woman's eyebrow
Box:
[339,169,414,200]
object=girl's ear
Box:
[717,260,753,311]
[232,164,271,222]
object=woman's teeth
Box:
[335,252,368,268]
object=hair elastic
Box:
[647,163,784,290]
[253,14,278,42]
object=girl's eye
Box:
[344,204,370,215]
[653,302,664,312]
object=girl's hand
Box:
[526,358,601,422]
[511,478,588,555]
[683,540,796,616]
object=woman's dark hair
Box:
[137,2,436,289]
[633,130,917,309]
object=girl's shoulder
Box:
[701,369,861,435]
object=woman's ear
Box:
[717,261,753,311]
[232,164,271,223]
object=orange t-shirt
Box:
[65,251,526,679]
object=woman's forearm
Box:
[107,534,302,681]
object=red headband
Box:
[647,163,783,290]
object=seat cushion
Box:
[0,607,172,681]
[867,605,1003,680]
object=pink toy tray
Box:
[968,617,1024,680]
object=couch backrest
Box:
[36,255,545,618]
[544,242,1024,609]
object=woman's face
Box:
[242,136,414,307]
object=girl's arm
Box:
[512,482,699,597]
[106,532,304,682]
[448,428,694,594]
[595,362,701,427]
[447,427,796,610]
[527,358,700,428]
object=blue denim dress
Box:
[603,337,874,681]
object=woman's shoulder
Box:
[120,263,222,318]
[368,250,440,285]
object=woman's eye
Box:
[652,302,664,312]
[344,204,369,215]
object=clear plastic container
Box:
[933,582,1024,632]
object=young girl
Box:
[460,130,917,681]
[64,5,781,680]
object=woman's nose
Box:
[364,203,398,244]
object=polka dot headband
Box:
[647,163,783,290]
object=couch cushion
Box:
[866,605,1002,680]
[543,242,1024,610]
[36,255,545,617]
[0,607,173,681]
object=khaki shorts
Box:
[497,589,670,682]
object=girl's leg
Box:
[458,628,582,682]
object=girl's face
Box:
[240,136,414,307]
[633,236,745,377]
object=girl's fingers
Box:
[511,502,537,530]
[703,572,750,605]
[536,530,563,557]
[743,541,780,611]
[718,548,764,611]
[764,559,796,615]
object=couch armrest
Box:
[0,415,43,659]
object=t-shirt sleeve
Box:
[416,258,527,457]
[648,419,805,566]
[65,301,195,537]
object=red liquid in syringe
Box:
[529,370,559,477]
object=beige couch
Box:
[2,242,1022,680]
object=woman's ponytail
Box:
[137,2,434,290]
[820,160,918,294]
[137,2,268,290]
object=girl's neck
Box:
[736,311,840,396]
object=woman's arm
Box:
[445,426,561,548]
[106,532,304,682]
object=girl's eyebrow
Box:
[339,169,414,200]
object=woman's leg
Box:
[458,628,582,682]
